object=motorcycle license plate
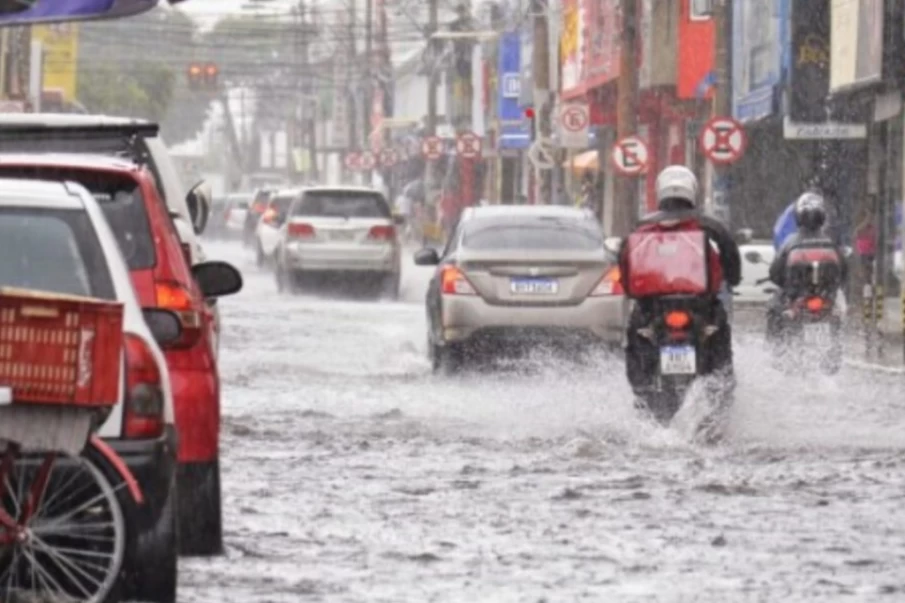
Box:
[660,345,696,375]
[803,323,831,345]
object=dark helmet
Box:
[794,191,827,231]
[655,165,698,212]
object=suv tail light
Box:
[441,266,476,295]
[155,281,203,348]
[590,266,624,296]
[123,333,165,439]
[368,225,395,241]
[288,223,315,239]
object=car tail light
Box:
[664,310,691,330]
[368,225,395,241]
[590,266,624,296]
[123,333,165,439]
[261,208,277,224]
[252,201,267,214]
[805,297,824,312]
[288,223,316,239]
[441,266,476,295]
[155,281,203,347]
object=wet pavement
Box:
[177,241,905,603]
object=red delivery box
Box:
[624,230,709,297]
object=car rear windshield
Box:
[0,167,156,270]
[461,218,604,251]
[293,191,391,219]
[0,207,115,300]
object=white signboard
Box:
[783,117,867,140]
[502,73,521,98]
[557,103,590,149]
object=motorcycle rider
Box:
[618,165,742,395]
[766,191,848,339]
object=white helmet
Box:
[655,165,698,211]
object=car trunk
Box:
[457,250,610,306]
[292,217,390,244]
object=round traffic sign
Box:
[343,152,361,170]
[699,116,747,165]
[421,136,443,160]
[359,151,376,170]
[611,136,649,176]
[560,104,589,132]
[456,131,482,159]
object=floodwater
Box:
[177,240,905,603]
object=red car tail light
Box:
[590,266,624,296]
[155,281,203,348]
[288,223,316,239]
[123,333,165,439]
[441,266,476,295]
[368,225,395,241]
[664,310,691,330]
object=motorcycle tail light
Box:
[664,310,691,330]
[805,297,824,312]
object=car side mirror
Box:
[192,261,243,298]
[186,180,212,235]
[604,237,622,255]
[744,250,764,264]
[142,308,183,347]
[414,248,440,266]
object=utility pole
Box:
[363,0,374,184]
[300,1,319,182]
[424,0,439,206]
[532,0,551,204]
[347,0,358,183]
[613,0,639,236]
[710,0,733,318]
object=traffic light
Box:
[187,63,218,90]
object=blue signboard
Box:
[498,31,530,150]
[731,0,789,122]
[0,0,162,24]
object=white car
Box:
[737,240,777,305]
[0,178,181,603]
[273,186,404,297]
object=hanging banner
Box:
[0,0,163,24]
[581,0,620,92]
[559,0,583,99]
[32,23,79,102]
[788,0,830,122]
[830,0,883,92]
[498,31,530,150]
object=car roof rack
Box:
[0,123,159,166]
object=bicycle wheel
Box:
[0,442,127,603]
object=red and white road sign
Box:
[343,152,361,170]
[611,136,649,176]
[421,136,443,160]
[456,131,482,159]
[379,148,400,167]
[359,151,376,170]
[560,104,589,132]
[699,116,747,165]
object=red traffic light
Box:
[205,64,218,77]
[188,64,202,77]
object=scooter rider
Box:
[618,165,742,394]
[766,191,848,338]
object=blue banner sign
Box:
[498,31,530,150]
[0,0,161,24]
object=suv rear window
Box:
[0,167,156,270]
[462,218,604,251]
[293,191,391,219]
[0,208,115,299]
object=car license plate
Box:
[803,323,831,345]
[510,278,558,295]
[660,345,696,375]
[331,230,356,241]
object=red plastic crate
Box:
[0,288,124,408]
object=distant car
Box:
[414,205,625,371]
[273,186,404,298]
[736,240,776,306]
[210,192,251,240]
[0,177,181,603]
[254,189,295,267]
[0,153,243,559]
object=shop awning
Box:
[563,149,598,173]
[0,0,185,25]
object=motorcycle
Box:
[746,250,843,375]
[631,295,733,427]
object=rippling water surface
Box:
[174,241,905,603]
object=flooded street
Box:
[179,241,905,603]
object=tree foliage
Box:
[76,62,175,123]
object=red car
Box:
[0,153,241,556]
